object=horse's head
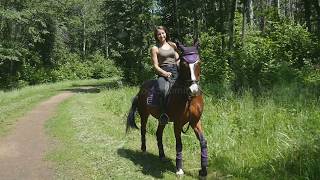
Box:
[177,39,201,96]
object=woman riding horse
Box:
[126,26,208,177]
[150,26,180,125]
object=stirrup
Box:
[159,113,169,125]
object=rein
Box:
[182,99,192,134]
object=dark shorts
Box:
[157,64,178,97]
[159,64,178,80]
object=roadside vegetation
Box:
[47,81,320,179]
[1,1,320,179]
[0,79,110,136]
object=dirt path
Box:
[0,92,74,180]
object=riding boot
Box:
[159,95,168,125]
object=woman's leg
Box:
[157,77,169,124]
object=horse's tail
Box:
[126,95,139,133]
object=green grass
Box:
[0,78,113,136]
[47,82,320,179]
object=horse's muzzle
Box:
[189,83,200,96]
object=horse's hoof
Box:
[199,168,207,177]
[176,169,184,176]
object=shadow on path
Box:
[62,87,101,93]
[62,79,124,93]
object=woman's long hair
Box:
[154,26,171,43]
[154,26,177,51]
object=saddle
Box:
[146,81,160,107]
[146,79,173,107]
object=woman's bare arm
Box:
[151,46,172,77]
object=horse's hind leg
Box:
[140,113,149,152]
[156,123,166,160]
[192,121,208,177]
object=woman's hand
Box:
[163,71,172,78]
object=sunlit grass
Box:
[203,84,320,179]
[47,82,320,179]
[0,79,113,136]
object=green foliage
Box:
[302,67,320,97]
[46,83,320,179]
[1,0,320,92]
[88,52,121,79]
[50,52,122,82]
[233,31,275,90]
[102,0,155,85]
[51,53,92,81]
[268,21,314,70]
[200,30,230,85]
[204,83,320,179]
[230,21,317,92]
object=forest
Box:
[1,1,320,179]
[0,0,319,93]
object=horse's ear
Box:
[193,38,200,50]
[176,40,185,51]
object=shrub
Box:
[200,30,230,85]
[230,21,316,92]
[88,52,121,79]
[51,53,92,81]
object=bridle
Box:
[175,42,203,133]
[178,53,201,97]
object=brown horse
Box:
[126,40,208,177]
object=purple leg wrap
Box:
[176,142,183,169]
[199,133,208,167]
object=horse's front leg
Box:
[192,121,208,177]
[174,124,184,175]
[156,123,166,160]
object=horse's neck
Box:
[169,80,188,98]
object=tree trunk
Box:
[218,0,225,51]
[228,0,237,50]
[242,0,247,43]
[0,12,3,41]
[104,31,109,58]
[257,0,266,32]
[81,7,86,59]
[172,0,179,39]
[304,0,312,32]
[247,0,254,26]
[83,20,86,58]
[289,0,294,20]
[193,8,199,40]
[312,0,320,34]
[278,0,281,17]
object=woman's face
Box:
[156,29,166,43]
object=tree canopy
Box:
[1,0,319,91]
